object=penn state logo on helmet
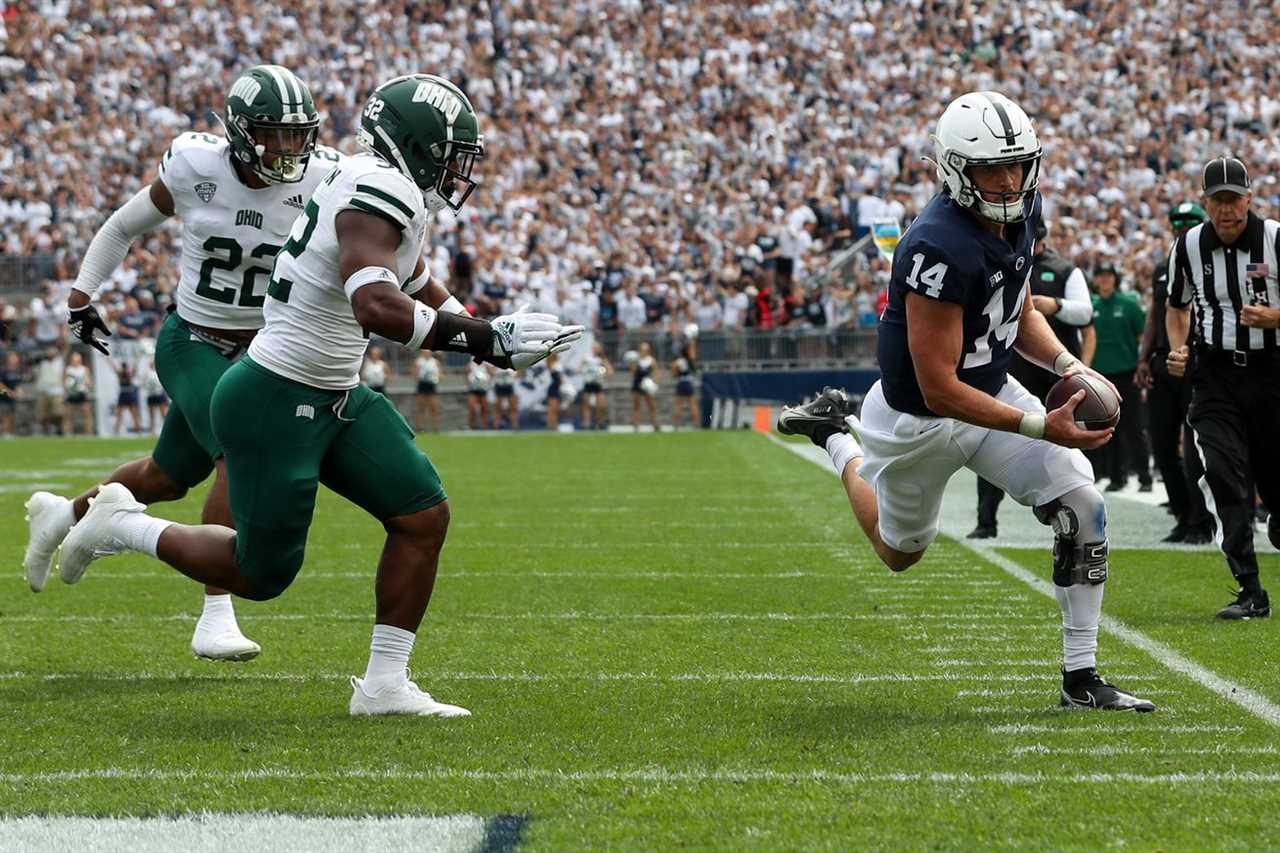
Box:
[929,91,1042,224]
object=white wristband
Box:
[1052,351,1080,376]
[1018,412,1046,439]
[406,302,436,350]
[343,266,397,300]
[440,295,469,316]
[403,266,430,296]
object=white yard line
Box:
[0,670,1162,686]
[0,766,1276,786]
[991,723,1243,734]
[83,569,877,582]
[767,433,1280,730]
[1011,744,1276,756]
[0,814,488,853]
[1,611,1031,624]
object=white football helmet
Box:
[930,91,1041,224]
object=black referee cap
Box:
[1202,157,1250,196]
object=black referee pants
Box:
[1099,370,1151,486]
[1147,357,1210,530]
[1188,354,1280,584]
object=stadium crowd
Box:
[3,1,1280,371]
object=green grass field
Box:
[1,432,1278,850]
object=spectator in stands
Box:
[33,346,66,435]
[414,352,441,433]
[363,346,389,397]
[631,341,658,431]
[63,350,93,436]
[114,359,141,436]
[0,352,24,437]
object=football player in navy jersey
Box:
[779,92,1153,712]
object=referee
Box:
[1167,156,1280,619]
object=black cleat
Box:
[1161,524,1187,543]
[1104,479,1127,493]
[1181,525,1214,545]
[966,525,998,540]
[1138,481,1153,493]
[1060,668,1156,712]
[776,387,852,439]
[1216,588,1271,620]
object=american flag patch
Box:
[1246,262,1270,278]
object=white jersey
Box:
[417,355,441,384]
[158,132,342,330]
[250,153,430,389]
[467,363,491,391]
[493,367,516,388]
[363,359,388,387]
[64,364,89,395]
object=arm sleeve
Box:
[1055,267,1094,325]
[71,186,170,297]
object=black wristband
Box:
[430,310,495,359]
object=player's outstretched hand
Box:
[67,304,112,355]
[489,306,586,370]
[1045,389,1114,450]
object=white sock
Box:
[1054,582,1104,672]
[825,432,863,478]
[113,511,173,558]
[363,624,416,693]
[195,594,240,636]
[54,497,76,534]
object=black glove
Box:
[68,304,112,355]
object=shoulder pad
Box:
[159,132,229,185]
[340,161,422,232]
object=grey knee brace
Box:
[1034,485,1108,587]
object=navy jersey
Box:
[877,192,1040,416]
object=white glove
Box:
[490,306,585,370]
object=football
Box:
[1045,373,1121,430]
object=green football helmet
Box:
[1168,201,1208,230]
[356,74,484,213]
[223,65,320,184]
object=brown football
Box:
[1045,374,1120,430]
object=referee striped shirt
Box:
[1168,211,1280,352]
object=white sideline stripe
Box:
[0,670,1161,686]
[2,767,1277,787]
[1011,744,1277,756]
[86,569,871,582]
[767,433,1280,730]
[991,723,1243,734]
[1,611,1032,624]
[0,814,486,853]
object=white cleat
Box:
[349,674,471,718]
[191,631,262,662]
[58,483,145,585]
[24,491,73,592]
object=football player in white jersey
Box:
[58,74,584,717]
[23,66,339,662]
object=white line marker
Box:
[767,433,1280,730]
[1011,744,1277,756]
[0,814,487,853]
[0,611,1032,625]
[1,767,1277,786]
[990,723,1243,734]
[0,670,1162,686]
